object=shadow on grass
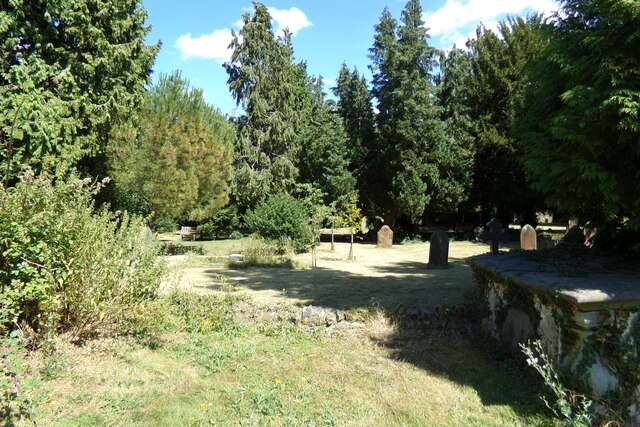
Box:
[184,251,552,423]
[195,258,475,309]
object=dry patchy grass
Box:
[26,311,556,426]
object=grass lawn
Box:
[29,312,556,426]
[21,238,560,426]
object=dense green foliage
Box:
[464,16,549,224]
[0,172,164,336]
[0,0,158,183]
[225,2,311,210]
[332,64,375,190]
[297,78,355,207]
[109,72,233,223]
[244,193,313,252]
[517,0,640,239]
[198,205,240,239]
[368,1,471,226]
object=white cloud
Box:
[424,0,557,47]
[323,78,336,87]
[175,6,311,62]
[268,6,312,36]
[450,21,501,50]
[175,29,234,61]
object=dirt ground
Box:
[163,240,498,310]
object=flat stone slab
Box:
[467,254,640,310]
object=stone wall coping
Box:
[466,254,640,311]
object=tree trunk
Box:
[348,231,354,260]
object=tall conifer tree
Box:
[298,77,355,207]
[332,64,375,189]
[0,0,158,183]
[368,0,467,226]
[224,2,311,210]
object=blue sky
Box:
[142,0,558,116]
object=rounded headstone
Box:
[377,225,393,248]
[520,224,537,251]
[427,231,449,269]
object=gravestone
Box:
[520,224,537,251]
[561,225,585,245]
[427,231,449,269]
[377,225,393,248]
[140,226,153,247]
[477,218,509,254]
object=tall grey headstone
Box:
[377,225,393,248]
[427,231,449,269]
[520,224,537,251]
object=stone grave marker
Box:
[520,224,537,250]
[427,230,449,269]
[478,218,509,254]
[377,225,393,248]
[561,225,585,245]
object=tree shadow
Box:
[180,250,551,422]
[194,258,475,309]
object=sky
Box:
[142,0,559,116]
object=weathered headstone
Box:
[477,218,509,254]
[377,225,393,248]
[561,225,585,245]
[520,224,537,251]
[228,253,244,262]
[140,226,153,247]
[427,231,449,269]
[360,216,368,234]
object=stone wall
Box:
[467,255,640,422]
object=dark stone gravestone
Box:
[561,225,585,245]
[520,224,537,251]
[478,218,509,254]
[427,230,449,269]
[377,225,393,248]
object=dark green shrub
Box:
[0,172,165,337]
[244,193,313,252]
[199,206,240,239]
[229,230,243,240]
[155,215,179,233]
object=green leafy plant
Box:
[198,206,240,239]
[0,172,165,338]
[154,216,179,233]
[244,193,313,253]
[0,333,35,425]
[521,340,593,426]
[229,231,243,240]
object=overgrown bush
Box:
[229,230,243,240]
[244,193,313,252]
[0,172,165,338]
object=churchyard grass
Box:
[26,296,557,426]
[17,241,561,425]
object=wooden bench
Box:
[180,226,200,241]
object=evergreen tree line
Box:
[1,0,638,251]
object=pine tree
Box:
[464,16,548,225]
[224,2,311,210]
[298,77,356,208]
[517,0,640,240]
[368,0,467,226]
[0,0,158,184]
[108,72,233,223]
[332,64,375,188]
